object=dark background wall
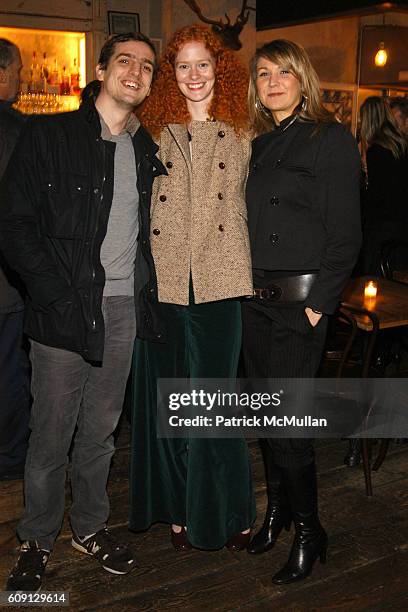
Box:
[257,0,408,29]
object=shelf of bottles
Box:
[13,92,79,115]
[0,26,86,114]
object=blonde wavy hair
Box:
[248,39,333,136]
[360,96,407,160]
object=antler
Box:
[236,0,253,25]
[182,0,224,28]
[182,0,255,50]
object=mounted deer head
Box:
[182,0,255,50]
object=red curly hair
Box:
[139,24,249,137]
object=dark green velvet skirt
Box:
[129,297,256,549]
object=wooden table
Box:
[342,276,408,332]
[340,276,408,496]
[393,270,408,284]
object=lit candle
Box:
[364,280,377,298]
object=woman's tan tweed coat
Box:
[150,120,253,305]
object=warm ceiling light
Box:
[375,42,388,67]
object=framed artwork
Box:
[150,38,163,57]
[320,82,358,133]
[108,11,141,35]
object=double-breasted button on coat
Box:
[150,121,253,305]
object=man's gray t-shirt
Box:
[99,113,139,297]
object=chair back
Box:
[380,240,408,281]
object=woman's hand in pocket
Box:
[305,307,322,328]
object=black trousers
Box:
[242,297,328,468]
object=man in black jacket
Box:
[0,38,30,482]
[1,32,166,591]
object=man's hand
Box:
[305,307,322,327]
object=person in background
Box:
[243,39,361,584]
[389,96,408,136]
[342,97,408,463]
[0,38,30,482]
[359,96,408,275]
[129,24,255,552]
[1,32,165,592]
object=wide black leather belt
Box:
[253,273,318,302]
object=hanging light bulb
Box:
[375,42,388,67]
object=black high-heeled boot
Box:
[247,442,291,555]
[272,462,327,584]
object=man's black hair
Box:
[98,32,157,71]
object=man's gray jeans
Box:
[17,296,136,550]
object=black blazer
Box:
[245,118,362,314]
[363,143,408,227]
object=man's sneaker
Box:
[71,528,136,575]
[6,541,49,592]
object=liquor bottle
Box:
[49,59,60,87]
[38,52,48,93]
[59,66,70,96]
[41,52,50,84]
[27,68,35,94]
[70,58,80,95]
[28,51,40,93]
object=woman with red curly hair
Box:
[129,25,255,551]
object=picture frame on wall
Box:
[108,11,141,35]
[320,82,358,134]
[150,38,163,57]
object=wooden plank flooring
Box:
[2,425,408,611]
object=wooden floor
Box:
[2,422,408,611]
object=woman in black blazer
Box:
[243,39,362,584]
